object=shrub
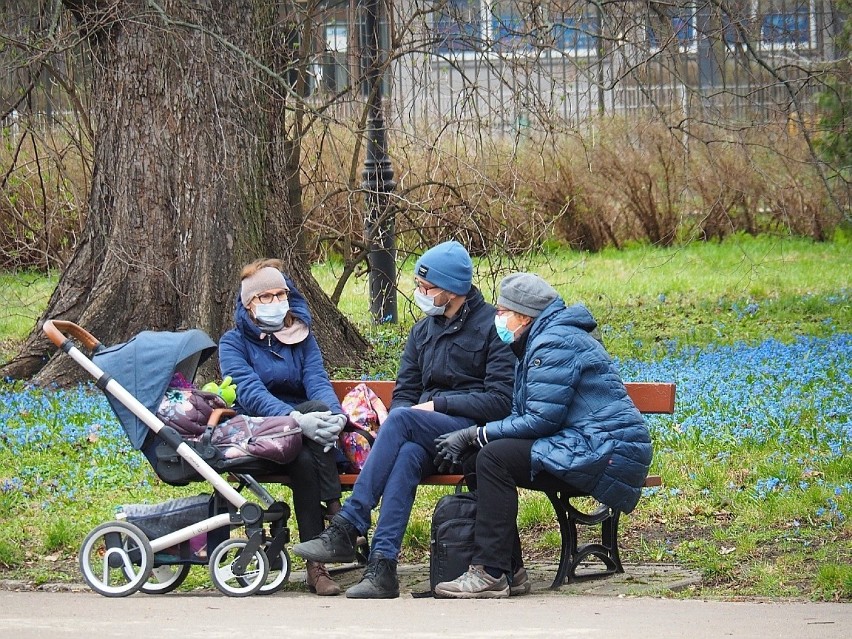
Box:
[0,120,90,270]
[3,112,845,273]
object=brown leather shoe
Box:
[306,561,341,596]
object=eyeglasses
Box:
[414,280,441,295]
[495,308,514,316]
[253,291,288,304]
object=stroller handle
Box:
[43,320,102,353]
[208,408,237,426]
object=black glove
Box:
[433,426,479,474]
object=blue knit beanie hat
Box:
[414,241,473,295]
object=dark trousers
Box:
[294,401,342,505]
[290,401,342,541]
[465,439,581,575]
[282,439,326,542]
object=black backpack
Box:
[429,490,477,593]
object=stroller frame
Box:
[44,320,292,597]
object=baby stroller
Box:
[43,320,296,598]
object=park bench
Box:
[259,379,674,589]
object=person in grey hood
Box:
[432,272,653,598]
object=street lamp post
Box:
[361,0,397,323]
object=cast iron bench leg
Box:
[545,491,627,587]
[567,503,624,580]
[544,490,578,589]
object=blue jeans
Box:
[338,407,475,559]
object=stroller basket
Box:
[121,494,211,540]
[119,495,220,564]
[43,319,294,598]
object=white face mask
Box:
[253,301,289,330]
[414,290,446,316]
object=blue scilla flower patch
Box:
[616,333,850,453]
[1,334,849,526]
[616,333,850,527]
[0,381,150,506]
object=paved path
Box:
[1,589,848,639]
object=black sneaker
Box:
[292,515,358,563]
[345,556,400,599]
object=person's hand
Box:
[433,426,478,473]
[314,427,340,452]
[318,413,347,433]
[290,410,332,444]
[315,413,347,452]
[411,401,435,411]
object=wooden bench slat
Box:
[331,380,676,416]
[264,472,662,489]
[625,382,676,414]
[322,380,673,491]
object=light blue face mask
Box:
[494,313,515,343]
[254,301,289,331]
[414,290,446,317]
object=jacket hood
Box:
[233,275,313,340]
[531,298,598,337]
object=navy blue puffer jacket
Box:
[482,298,652,513]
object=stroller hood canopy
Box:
[92,329,217,450]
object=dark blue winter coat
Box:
[482,298,652,513]
[392,287,515,424]
[218,278,343,418]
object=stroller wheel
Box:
[208,538,270,597]
[137,563,192,595]
[79,521,154,597]
[238,547,291,595]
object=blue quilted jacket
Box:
[218,278,343,418]
[482,298,652,513]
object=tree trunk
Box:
[1,0,369,385]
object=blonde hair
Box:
[240,258,285,281]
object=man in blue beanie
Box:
[294,241,516,598]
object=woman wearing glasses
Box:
[218,258,346,596]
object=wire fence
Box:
[317,1,845,136]
[2,1,845,138]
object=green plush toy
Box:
[201,375,237,407]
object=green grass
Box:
[0,270,58,363]
[1,233,850,599]
[816,564,852,601]
[313,232,851,372]
[2,234,848,371]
